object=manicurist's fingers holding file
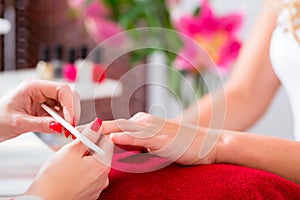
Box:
[26,118,114,200]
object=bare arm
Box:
[180,3,281,131]
[105,113,300,184]
[218,130,300,184]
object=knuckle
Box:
[73,90,80,98]
[57,84,71,93]
[134,112,146,116]
[104,178,109,188]
[22,77,37,85]
[35,118,48,132]
[9,115,20,128]
[9,115,26,133]
[115,118,128,129]
[96,165,110,175]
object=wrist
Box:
[215,130,236,164]
[195,127,224,165]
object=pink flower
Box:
[85,1,110,18]
[68,0,85,9]
[85,16,124,43]
[174,0,243,73]
[69,0,124,43]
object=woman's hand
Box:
[26,119,114,200]
[0,79,80,141]
[105,112,222,165]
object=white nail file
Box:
[41,104,105,155]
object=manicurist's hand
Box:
[104,112,222,165]
[26,118,114,200]
[0,79,80,142]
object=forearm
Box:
[179,2,280,130]
[218,130,300,184]
[178,86,264,130]
[179,85,273,130]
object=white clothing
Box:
[270,11,300,140]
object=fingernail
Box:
[64,129,71,138]
[49,122,63,133]
[91,118,102,132]
[71,135,76,140]
[64,119,76,138]
[72,117,76,126]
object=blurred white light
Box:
[0,18,11,35]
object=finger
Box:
[81,118,114,167]
[58,86,78,124]
[109,132,150,148]
[73,91,81,124]
[101,119,151,135]
[19,115,62,134]
[27,80,76,124]
[81,118,103,143]
[129,112,152,124]
[68,139,91,154]
[92,135,114,167]
[76,124,88,132]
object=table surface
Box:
[0,133,54,197]
[0,69,123,101]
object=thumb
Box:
[68,139,90,155]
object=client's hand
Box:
[26,119,113,200]
[0,79,80,141]
[105,112,222,165]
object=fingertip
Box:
[101,121,119,134]
[109,133,116,142]
[109,133,130,145]
[71,134,77,140]
[49,122,63,133]
[91,118,103,132]
[64,129,71,138]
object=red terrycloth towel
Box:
[100,150,300,199]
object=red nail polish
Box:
[71,135,76,140]
[91,118,102,132]
[64,118,76,138]
[64,129,71,138]
[50,122,63,133]
[72,117,76,126]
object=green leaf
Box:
[119,4,144,29]
[66,9,80,19]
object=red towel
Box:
[100,150,300,199]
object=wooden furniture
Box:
[0,0,5,71]
[0,0,147,121]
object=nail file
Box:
[41,104,105,155]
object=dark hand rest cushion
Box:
[100,149,300,199]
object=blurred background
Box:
[0,0,294,196]
[0,0,293,137]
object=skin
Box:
[104,112,300,184]
[0,79,111,200]
[179,2,280,130]
[0,78,80,141]
[102,2,300,184]
[26,139,110,200]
